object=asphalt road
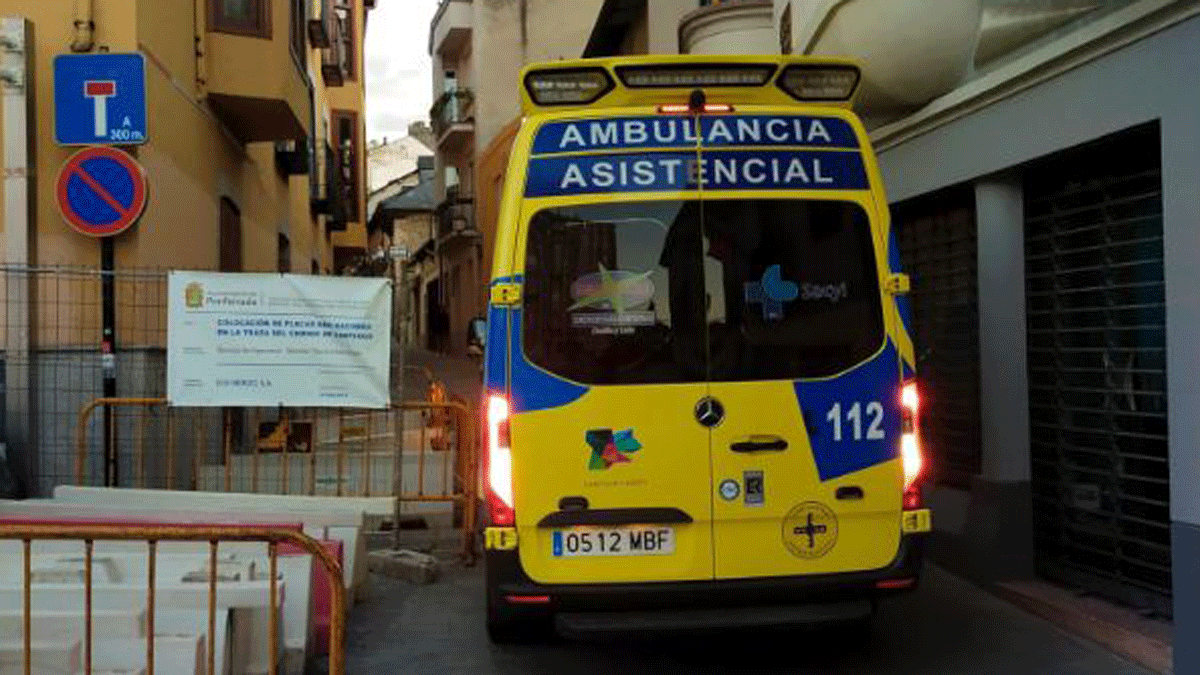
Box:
[333,564,1153,675]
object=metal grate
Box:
[893,185,983,487]
[1024,123,1170,617]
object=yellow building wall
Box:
[2,0,363,273]
[1,0,369,346]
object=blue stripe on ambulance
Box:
[508,308,589,413]
[484,305,508,393]
[531,115,860,154]
[794,341,903,482]
[525,149,869,198]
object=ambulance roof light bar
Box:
[522,57,863,112]
[616,63,776,89]
[524,67,614,106]
[776,65,861,102]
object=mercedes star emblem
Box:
[695,397,725,428]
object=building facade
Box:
[1,0,371,274]
[0,0,373,495]
[369,155,437,348]
[583,0,1196,667]
[427,0,602,356]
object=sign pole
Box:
[101,237,117,487]
[392,257,407,550]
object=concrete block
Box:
[51,486,386,518]
[366,549,440,584]
[0,639,79,675]
[156,609,231,675]
[0,499,361,529]
[22,492,365,596]
[0,609,143,642]
[92,635,203,675]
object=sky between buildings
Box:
[366,0,440,142]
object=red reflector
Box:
[505,594,551,605]
[875,578,915,590]
[903,487,922,510]
[85,80,116,97]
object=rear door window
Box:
[703,199,885,381]
[522,198,883,385]
[522,200,707,385]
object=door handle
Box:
[730,436,788,453]
[836,486,864,500]
[559,496,589,511]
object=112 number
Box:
[826,401,885,441]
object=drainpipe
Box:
[194,0,208,97]
[70,0,95,52]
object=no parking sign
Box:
[56,146,148,237]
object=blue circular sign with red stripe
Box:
[56,146,148,237]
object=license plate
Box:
[552,527,675,557]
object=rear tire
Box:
[486,601,553,644]
[486,577,554,644]
[486,615,530,644]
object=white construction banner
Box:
[168,271,392,408]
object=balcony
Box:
[321,3,352,87]
[430,89,474,152]
[436,197,477,243]
[309,0,333,48]
[312,143,349,232]
[430,0,472,58]
[205,0,312,143]
[679,0,774,55]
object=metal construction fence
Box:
[70,398,479,560]
[1,264,171,497]
[1,264,480,559]
[0,522,347,675]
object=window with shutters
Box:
[892,185,982,487]
[334,0,356,80]
[219,198,243,272]
[1025,122,1170,617]
[211,0,270,38]
[332,109,361,222]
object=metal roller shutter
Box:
[893,186,983,487]
[1024,123,1170,617]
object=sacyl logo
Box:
[802,282,848,304]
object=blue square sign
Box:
[54,53,148,146]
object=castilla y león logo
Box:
[184,282,204,309]
[586,428,642,470]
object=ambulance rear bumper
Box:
[487,532,927,618]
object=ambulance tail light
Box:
[776,65,860,102]
[900,380,924,509]
[486,394,515,525]
[524,67,613,106]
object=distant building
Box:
[427,0,605,355]
[368,134,433,193]
[368,156,437,347]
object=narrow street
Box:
[339,565,1153,675]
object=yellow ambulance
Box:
[474,55,932,642]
